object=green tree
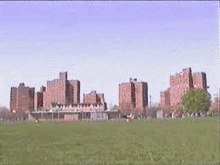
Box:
[183,89,211,114]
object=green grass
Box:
[0,117,219,164]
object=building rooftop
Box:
[193,72,203,76]
[170,67,192,79]
[120,79,147,85]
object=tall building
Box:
[134,81,148,111]
[119,78,148,114]
[192,72,208,93]
[10,83,35,113]
[68,80,80,104]
[43,72,80,110]
[160,88,170,107]
[34,86,46,111]
[10,87,18,112]
[170,68,194,107]
[10,72,109,114]
[119,80,136,111]
[169,68,208,107]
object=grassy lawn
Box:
[0,117,219,164]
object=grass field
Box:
[0,117,219,165]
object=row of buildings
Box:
[10,67,208,116]
[10,72,107,113]
[160,67,208,109]
[118,67,208,115]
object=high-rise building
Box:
[10,83,35,113]
[10,72,109,114]
[134,81,148,111]
[119,78,148,114]
[192,72,208,93]
[34,86,46,111]
[169,68,208,107]
[160,88,170,107]
[67,80,80,104]
[10,87,18,112]
[43,72,80,110]
[170,68,194,107]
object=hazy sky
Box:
[0,1,219,108]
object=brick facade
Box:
[161,68,208,108]
[68,80,80,104]
[135,82,148,112]
[83,90,107,110]
[170,68,194,107]
[10,87,17,111]
[10,83,35,113]
[43,72,80,110]
[119,78,148,114]
[160,88,170,107]
[193,72,207,93]
[83,91,98,104]
[34,86,46,111]
[119,82,135,111]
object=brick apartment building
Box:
[170,68,194,107]
[83,90,107,110]
[43,72,80,110]
[119,78,148,114]
[160,67,208,109]
[160,88,170,107]
[34,86,46,111]
[10,72,108,121]
[10,83,35,113]
[192,72,208,93]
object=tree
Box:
[182,89,211,115]
[159,105,173,115]
[174,103,184,115]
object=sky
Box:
[0,1,219,108]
